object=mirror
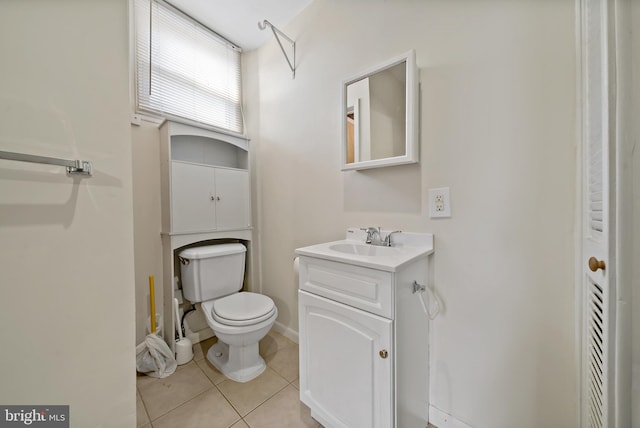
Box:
[341,50,418,171]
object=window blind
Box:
[134,0,243,134]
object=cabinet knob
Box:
[210,196,215,201]
[217,196,221,201]
[379,349,388,359]
[588,257,606,272]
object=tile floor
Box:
[137,331,438,428]
[136,331,320,428]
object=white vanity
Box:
[296,229,434,428]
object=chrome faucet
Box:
[360,227,382,245]
[361,227,402,246]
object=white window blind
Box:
[134,0,243,134]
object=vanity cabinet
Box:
[297,246,431,428]
[299,290,393,427]
[159,121,252,349]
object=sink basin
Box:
[295,229,434,272]
[329,243,398,256]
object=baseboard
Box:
[184,327,214,345]
[183,308,215,344]
[273,321,299,344]
[429,405,473,428]
[139,322,295,349]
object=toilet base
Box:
[207,341,266,383]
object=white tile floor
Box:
[136,331,320,428]
[137,331,438,428]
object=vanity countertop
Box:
[295,228,433,272]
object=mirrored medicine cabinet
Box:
[341,50,419,171]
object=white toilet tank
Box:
[179,243,246,303]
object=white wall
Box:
[0,1,136,426]
[615,0,637,425]
[245,1,577,427]
[131,124,163,345]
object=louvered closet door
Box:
[581,0,613,426]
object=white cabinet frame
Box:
[159,121,253,350]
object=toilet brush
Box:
[174,298,194,365]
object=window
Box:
[134,0,243,134]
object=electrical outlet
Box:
[428,187,451,218]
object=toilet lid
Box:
[212,292,275,326]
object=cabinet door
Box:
[214,168,250,230]
[171,161,215,233]
[299,290,393,428]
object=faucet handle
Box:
[384,230,402,247]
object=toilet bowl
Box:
[202,294,277,382]
[179,243,278,383]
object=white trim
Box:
[128,0,136,119]
[573,1,585,426]
[273,320,299,344]
[130,112,165,127]
[163,120,249,150]
[428,405,473,428]
[340,49,419,171]
[612,0,633,424]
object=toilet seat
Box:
[209,292,276,327]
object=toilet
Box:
[179,243,277,383]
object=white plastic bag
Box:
[136,333,177,378]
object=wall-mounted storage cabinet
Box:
[161,122,251,236]
[170,161,250,233]
[159,121,252,348]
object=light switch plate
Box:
[428,187,451,218]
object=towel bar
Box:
[0,150,92,176]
